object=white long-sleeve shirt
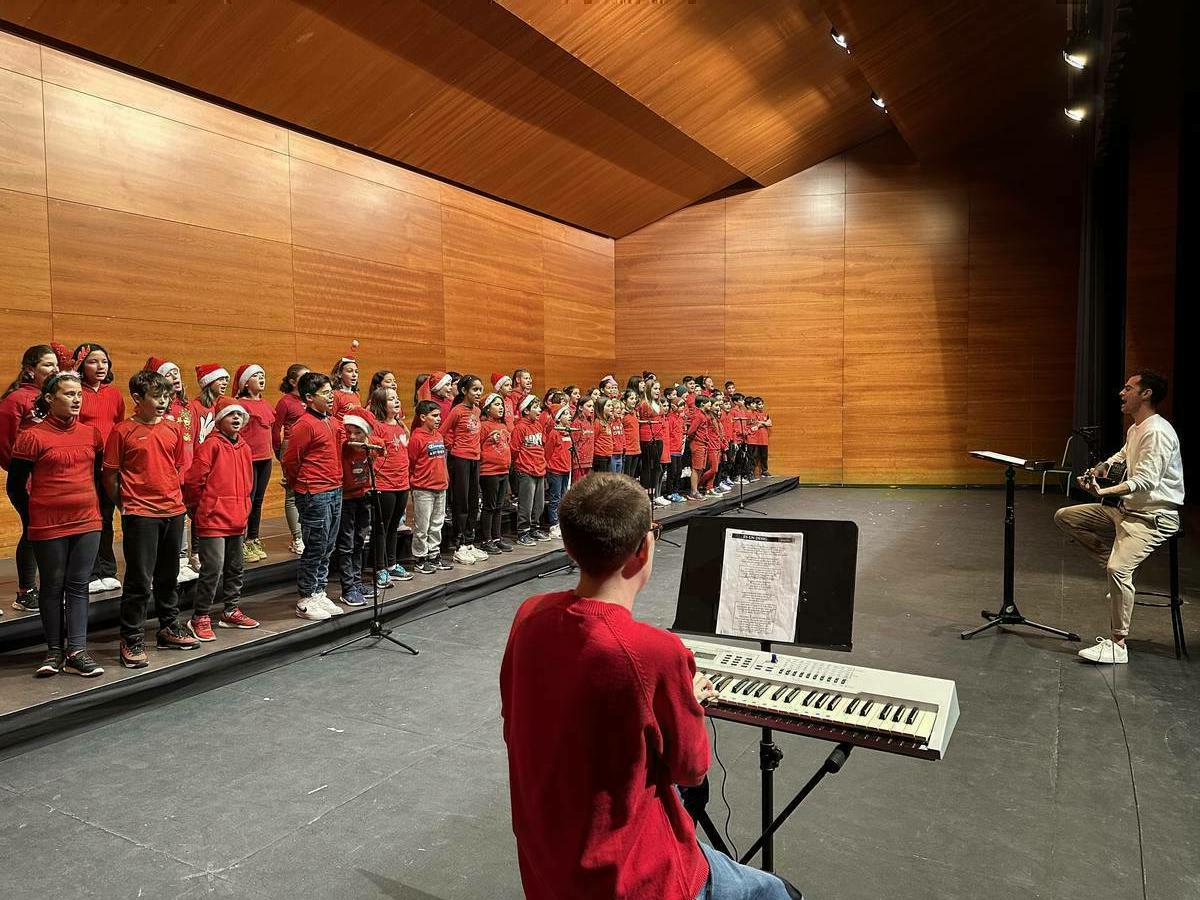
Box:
[1104,414,1185,513]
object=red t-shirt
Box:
[78,383,126,449]
[758,412,771,445]
[373,420,411,491]
[11,416,103,540]
[666,410,684,455]
[282,411,345,495]
[188,396,218,449]
[331,390,361,420]
[182,431,253,537]
[408,426,449,491]
[638,401,666,443]
[238,397,275,461]
[571,415,594,467]
[593,418,617,458]
[480,420,512,476]
[621,412,641,454]
[103,418,187,517]
[0,383,41,470]
[545,420,572,474]
[441,403,482,460]
[500,591,709,900]
[510,418,547,477]
[272,392,306,457]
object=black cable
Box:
[708,717,739,860]
[1092,660,1148,900]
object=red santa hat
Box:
[491,371,512,391]
[236,363,264,391]
[195,363,229,389]
[334,339,360,371]
[519,394,538,414]
[482,392,501,413]
[342,413,372,436]
[417,370,452,402]
[212,396,247,425]
[143,356,178,377]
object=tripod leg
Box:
[380,633,420,655]
[960,616,1004,640]
[1020,619,1081,642]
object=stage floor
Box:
[0,486,1196,900]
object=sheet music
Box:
[970,450,1028,467]
[716,530,804,642]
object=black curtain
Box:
[1176,5,1197,505]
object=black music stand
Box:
[672,517,857,874]
[960,451,1080,642]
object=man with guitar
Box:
[1054,371,1185,664]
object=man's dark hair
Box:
[731,393,745,403]
[559,473,652,577]
[724,380,735,388]
[129,370,172,399]
[1133,370,1168,406]
[298,371,331,403]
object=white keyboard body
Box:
[680,637,960,760]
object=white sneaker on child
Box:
[468,544,489,562]
[178,559,199,583]
[453,546,477,566]
[314,591,345,617]
[296,597,331,621]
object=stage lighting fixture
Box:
[870,92,887,111]
[1063,105,1087,122]
[1063,33,1090,70]
[1063,48,1088,70]
[830,28,849,51]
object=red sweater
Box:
[103,418,187,517]
[621,412,640,454]
[408,426,449,490]
[79,383,126,448]
[341,444,372,499]
[441,403,482,460]
[545,420,572,474]
[480,420,511,476]
[282,411,344,495]
[500,592,709,900]
[272,393,306,457]
[510,417,547,477]
[238,397,275,461]
[188,396,218,450]
[638,401,666,443]
[571,415,594,467]
[0,383,40,470]
[11,416,103,540]
[373,421,411,491]
[666,410,684,455]
[593,417,617,458]
[331,390,361,420]
[183,432,253,537]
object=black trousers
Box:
[640,440,664,492]
[336,494,371,593]
[375,489,408,568]
[246,459,272,540]
[90,468,118,580]
[624,453,641,481]
[666,454,684,495]
[5,477,37,590]
[120,514,184,642]
[33,530,100,652]
[480,474,508,542]
[758,446,769,473]
[592,455,612,473]
[448,455,480,546]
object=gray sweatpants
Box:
[516,473,545,536]
[411,489,446,560]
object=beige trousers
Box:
[1053,502,1180,636]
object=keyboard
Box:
[680,637,960,760]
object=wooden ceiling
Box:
[0,0,1067,237]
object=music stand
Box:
[672,517,857,873]
[960,451,1080,642]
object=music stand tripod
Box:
[720,433,766,516]
[960,452,1080,642]
[321,448,419,657]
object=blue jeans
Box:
[611,454,624,475]
[295,489,341,598]
[545,471,569,525]
[696,844,801,900]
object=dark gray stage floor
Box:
[0,487,1196,900]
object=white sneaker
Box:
[314,591,345,617]
[88,578,109,594]
[296,597,331,621]
[102,577,122,591]
[654,496,671,507]
[548,525,561,540]
[453,546,477,566]
[468,544,489,562]
[289,538,304,555]
[1078,637,1128,664]
[178,561,199,583]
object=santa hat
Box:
[417,370,452,403]
[195,363,229,389]
[144,356,178,377]
[342,413,372,436]
[482,392,501,412]
[212,396,247,425]
[519,394,538,414]
[236,363,264,391]
[555,404,572,422]
[491,371,512,391]
[334,339,359,370]
[599,374,617,389]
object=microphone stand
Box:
[321,447,418,657]
[721,429,767,516]
[644,420,682,549]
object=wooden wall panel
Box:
[292,333,446,413]
[0,65,45,195]
[441,206,544,297]
[288,131,439,203]
[42,84,291,241]
[442,277,544,357]
[0,28,39,77]
[0,189,50,311]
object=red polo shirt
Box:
[103,417,187,517]
[12,416,103,540]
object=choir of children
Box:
[0,340,775,679]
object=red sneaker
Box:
[218,608,260,629]
[187,616,216,642]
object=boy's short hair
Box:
[724,380,735,388]
[298,371,331,402]
[731,393,745,403]
[414,399,439,419]
[128,370,172,399]
[559,474,652,577]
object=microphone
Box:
[348,441,385,452]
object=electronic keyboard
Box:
[680,637,960,760]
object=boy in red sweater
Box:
[334,414,375,605]
[104,371,199,667]
[282,373,347,621]
[408,399,451,575]
[500,474,803,900]
[510,395,549,546]
[183,397,259,640]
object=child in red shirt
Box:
[571,396,595,483]
[73,342,125,594]
[1,343,59,609]
[408,400,450,575]
[510,395,549,545]
[234,363,276,563]
[544,405,573,539]
[591,397,621,475]
[282,372,348,622]
[330,342,361,420]
[442,374,486,566]
[144,356,201,585]
[10,372,105,677]
[664,392,687,502]
[334,414,376,607]
[104,370,199,667]
[367,386,414,585]
[183,396,258,640]
[620,390,641,481]
[752,397,773,478]
[272,364,310,556]
[478,392,512,555]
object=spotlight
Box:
[870,92,887,112]
[1063,49,1088,70]
[1063,105,1087,122]
[830,28,849,51]
[1063,33,1091,71]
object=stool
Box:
[1134,530,1187,659]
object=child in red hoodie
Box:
[664,391,687,503]
[478,392,512,555]
[408,400,450,575]
[544,405,573,540]
[183,396,258,640]
[510,395,549,546]
[334,414,376,607]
